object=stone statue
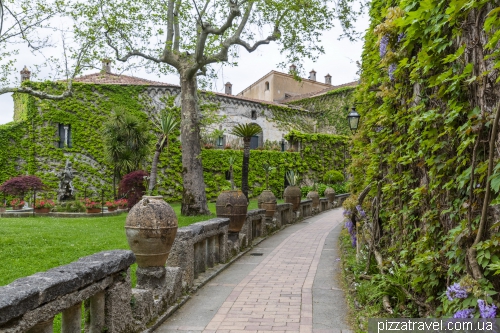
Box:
[57,160,77,201]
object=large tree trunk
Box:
[242,138,251,200]
[179,74,210,216]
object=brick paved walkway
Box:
[156,209,350,333]
[202,213,340,333]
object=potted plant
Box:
[215,155,249,233]
[306,183,320,209]
[34,199,55,214]
[106,201,119,212]
[258,163,277,217]
[283,170,301,211]
[84,198,102,213]
[10,198,25,210]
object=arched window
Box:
[265,81,270,91]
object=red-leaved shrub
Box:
[118,170,148,209]
[0,175,46,197]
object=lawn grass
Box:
[0,198,281,286]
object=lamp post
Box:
[347,106,361,134]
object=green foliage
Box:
[231,123,263,139]
[348,0,500,319]
[102,107,151,177]
[53,200,86,212]
[287,86,356,135]
[323,170,344,184]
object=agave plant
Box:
[286,170,298,187]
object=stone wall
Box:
[0,194,347,333]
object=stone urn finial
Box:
[125,196,178,267]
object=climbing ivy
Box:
[347,0,500,320]
[287,86,356,135]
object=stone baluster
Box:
[89,291,105,333]
[61,302,81,333]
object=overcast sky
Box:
[0,18,369,125]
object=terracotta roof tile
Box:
[73,72,175,86]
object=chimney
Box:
[289,64,297,73]
[309,69,316,81]
[225,82,232,95]
[20,66,31,82]
[101,59,112,73]
[325,73,332,85]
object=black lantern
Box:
[347,107,360,134]
[280,138,285,152]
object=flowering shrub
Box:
[84,198,102,209]
[34,200,55,209]
[116,198,128,207]
[10,198,25,207]
[106,201,118,208]
[444,277,498,318]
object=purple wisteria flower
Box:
[343,210,352,217]
[344,219,357,248]
[446,283,468,301]
[355,205,366,218]
[453,309,474,319]
[389,63,397,81]
[397,33,405,43]
[478,299,498,318]
[380,35,389,58]
[345,219,354,233]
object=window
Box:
[265,81,270,91]
[251,110,257,120]
[58,124,72,148]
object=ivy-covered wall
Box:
[1,81,348,202]
[348,0,500,321]
[286,86,356,136]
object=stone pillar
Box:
[136,267,167,290]
[27,319,54,333]
[61,302,81,333]
[89,291,105,333]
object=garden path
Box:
[155,208,352,333]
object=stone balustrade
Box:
[0,193,348,333]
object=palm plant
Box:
[231,123,262,200]
[102,108,150,197]
[262,163,276,190]
[148,110,179,193]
